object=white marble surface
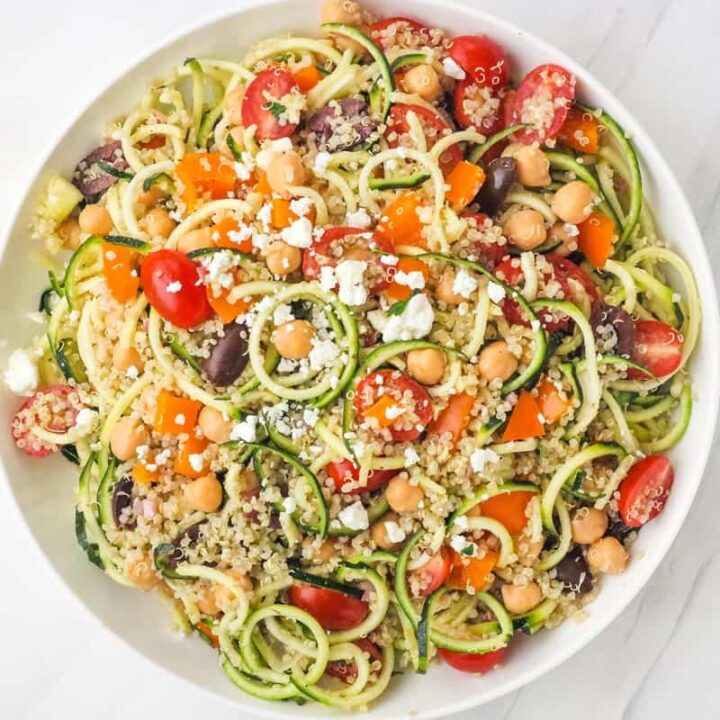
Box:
[1,1,719,718]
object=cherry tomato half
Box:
[547,254,600,303]
[386,104,461,176]
[241,68,300,141]
[464,213,508,270]
[11,385,79,458]
[618,455,674,528]
[371,16,440,50]
[141,250,213,329]
[287,584,369,631]
[449,35,510,90]
[438,646,507,674]
[410,547,453,597]
[507,64,576,145]
[354,369,433,442]
[326,638,382,683]
[453,79,504,136]
[327,458,399,495]
[629,320,683,380]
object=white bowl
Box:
[1,1,718,717]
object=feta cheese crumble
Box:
[231,415,259,442]
[452,269,478,299]
[3,348,38,396]
[443,56,467,80]
[338,501,369,531]
[335,260,368,306]
[345,207,373,228]
[487,281,506,304]
[166,281,182,294]
[470,448,500,474]
[280,217,314,248]
[394,270,426,290]
[373,293,435,342]
[404,447,420,467]
[384,520,406,544]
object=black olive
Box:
[111,475,136,530]
[476,157,517,216]
[306,99,379,151]
[72,141,129,198]
[202,322,249,387]
[555,546,594,595]
[165,522,204,570]
[590,302,635,357]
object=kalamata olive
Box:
[72,141,129,198]
[307,99,379,152]
[555,546,594,595]
[111,475,136,529]
[606,517,636,542]
[166,522,204,569]
[476,157,517,216]
[202,323,249,387]
[590,302,635,357]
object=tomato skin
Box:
[287,585,369,631]
[449,36,510,90]
[547,254,600,302]
[507,64,576,145]
[326,638,382,683]
[11,385,79,458]
[410,548,453,597]
[629,320,683,380]
[241,68,300,141]
[386,104,461,176]
[618,455,674,528]
[354,369,433,442]
[438,646,507,674]
[141,250,213,329]
[465,213,508,269]
[327,459,399,495]
[453,79,504,136]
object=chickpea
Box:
[223,86,246,126]
[212,569,253,611]
[514,145,551,187]
[401,64,442,102]
[178,227,213,254]
[548,221,579,257]
[435,268,465,305]
[551,180,595,224]
[183,473,224,513]
[126,554,160,591]
[198,405,233,443]
[265,240,302,276]
[386,475,425,513]
[571,507,609,545]
[407,347,446,385]
[272,319,316,360]
[321,0,366,55]
[503,208,547,250]
[112,345,144,374]
[312,539,338,563]
[477,341,518,382]
[135,183,165,208]
[58,217,82,250]
[110,416,149,461]
[501,582,543,615]
[142,207,176,239]
[370,512,404,551]
[79,204,113,235]
[587,536,628,575]
[197,586,220,616]
[266,151,306,198]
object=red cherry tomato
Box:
[386,104,461,176]
[453,79,504,136]
[464,213,508,270]
[547,254,600,302]
[449,36,510,90]
[141,250,213,329]
[619,455,674,527]
[495,257,573,331]
[354,369,433,442]
[410,547,453,597]
[371,16,440,50]
[326,638,382,683]
[241,68,300,141]
[11,385,80,458]
[629,320,683,380]
[438,646,507,674]
[327,458,399,495]
[287,584,369,631]
[507,64,576,145]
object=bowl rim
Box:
[1,0,719,717]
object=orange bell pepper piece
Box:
[132,460,159,485]
[174,433,210,478]
[480,491,536,535]
[206,273,254,323]
[362,395,402,429]
[292,65,323,92]
[176,152,237,210]
[253,170,272,197]
[102,242,139,304]
[447,548,499,591]
[195,621,220,648]
[428,392,475,446]
[501,390,545,442]
[269,198,316,230]
[211,217,252,252]
[384,257,431,301]
[445,161,486,212]
[559,107,600,154]
[536,378,573,424]
[154,391,202,434]
[577,211,616,269]
[376,192,428,249]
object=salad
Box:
[6,0,701,710]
